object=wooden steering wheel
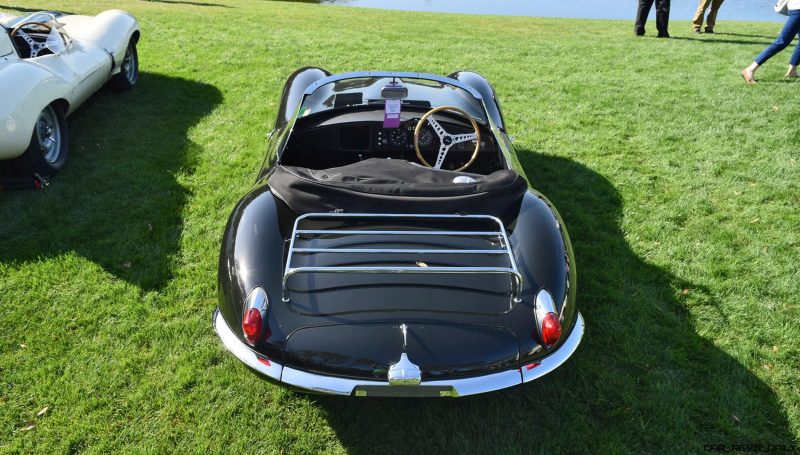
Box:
[10,21,55,58]
[414,105,481,172]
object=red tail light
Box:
[242,308,263,345]
[534,289,562,348]
[540,312,562,346]
[242,287,269,346]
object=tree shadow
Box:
[309,152,797,452]
[140,0,233,7]
[270,0,329,3]
[269,0,357,4]
[670,36,772,46]
[0,73,221,291]
[0,5,71,14]
[715,32,776,40]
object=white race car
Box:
[0,10,140,182]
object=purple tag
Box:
[383,99,401,129]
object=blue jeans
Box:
[755,10,800,66]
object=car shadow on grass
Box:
[312,153,796,452]
[0,72,221,291]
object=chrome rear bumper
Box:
[213,309,584,397]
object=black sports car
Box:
[214,69,584,397]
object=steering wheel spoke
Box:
[451,133,477,145]
[426,117,447,139]
[434,143,452,169]
[16,29,36,47]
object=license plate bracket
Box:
[354,385,456,398]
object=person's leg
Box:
[744,12,800,82]
[692,0,712,32]
[787,30,800,77]
[655,0,671,37]
[705,0,724,32]
[635,0,655,35]
[754,14,800,65]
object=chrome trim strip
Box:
[280,366,523,397]
[533,288,557,345]
[295,229,502,236]
[213,309,283,380]
[522,312,585,383]
[280,368,383,396]
[302,71,484,100]
[293,248,508,255]
[293,212,502,220]
[214,308,584,397]
[422,370,522,397]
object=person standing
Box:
[692,0,725,33]
[741,0,800,83]
[635,0,671,37]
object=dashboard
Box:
[282,116,501,174]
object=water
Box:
[314,0,782,22]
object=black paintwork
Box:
[285,323,519,380]
[218,68,577,382]
[275,67,330,130]
[448,71,506,131]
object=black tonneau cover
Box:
[269,159,527,219]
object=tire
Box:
[111,39,139,91]
[25,103,69,181]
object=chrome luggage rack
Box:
[282,213,522,303]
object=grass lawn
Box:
[1,0,799,452]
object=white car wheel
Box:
[112,40,139,91]
[36,106,63,164]
[26,103,69,180]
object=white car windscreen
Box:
[45,27,65,54]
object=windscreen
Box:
[299,76,489,124]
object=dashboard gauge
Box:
[417,128,434,148]
[388,129,408,147]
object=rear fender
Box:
[509,191,577,355]
[275,67,330,130]
[62,10,139,66]
[218,185,287,359]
